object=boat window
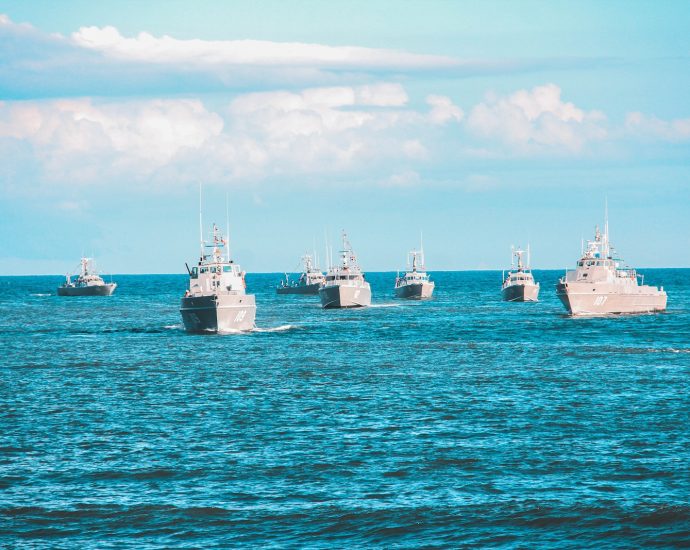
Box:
[200,267,208,273]
[223,265,232,272]
[578,261,583,267]
[191,267,198,279]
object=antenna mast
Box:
[225,192,230,262]
[199,182,204,260]
[604,197,610,258]
[420,230,424,267]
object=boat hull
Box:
[394,281,434,299]
[502,283,539,302]
[276,283,321,295]
[556,282,667,315]
[180,294,256,332]
[319,284,371,309]
[57,283,117,296]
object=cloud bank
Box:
[0,84,463,187]
[467,84,607,153]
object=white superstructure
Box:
[501,246,539,302]
[556,212,667,316]
[318,231,371,308]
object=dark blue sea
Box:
[1,270,689,548]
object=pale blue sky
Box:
[1,1,689,274]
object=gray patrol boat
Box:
[180,223,256,332]
[556,215,667,316]
[57,257,117,296]
[319,231,371,308]
[501,246,539,302]
[394,245,434,299]
[276,254,325,295]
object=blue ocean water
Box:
[1,270,689,548]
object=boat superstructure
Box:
[276,254,325,295]
[57,257,117,296]
[319,231,371,308]
[501,246,539,302]
[180,223,256,332]
[556,214,666,316]
[394,245,434,299]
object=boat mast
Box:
[604,197,610,258]
[420,231,425,271]
[199,182,204,261]
[225,191,231,263]
[341,230,347,267]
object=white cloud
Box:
[71,25,459,70]
[426,95,463,125]
[625,112,690,142]
[0,83,447,186]
[0,98,224,181]
[466,84,607,153]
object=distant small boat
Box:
[57,257,117,296]
[276,254,325,295]
[319,231,371,308]
[502,246,539,302]
[394,241,434,299]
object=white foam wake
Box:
[251,324,298,333]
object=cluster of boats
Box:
[276,232,434,306]
[56,212,668,333]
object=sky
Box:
[1,0,689,274]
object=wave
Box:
[30,293,52,297]
[368,303,401,309]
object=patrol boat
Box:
[501,246,539,302]
[556,216,667,316]
[276,254,325,295]
[319,231,371,308]
[394,246,434,299]
[57,257,117,296]
[180,223,256,332]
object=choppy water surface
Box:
[1,270,689,547]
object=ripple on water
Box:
[1,271,689,546]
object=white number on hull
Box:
[593,296,608,306]
[234,310,247,323]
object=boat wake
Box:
[30,293,52,297]
[163,324,183,330]
[369,303,402,309]
[251,324,299,333]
